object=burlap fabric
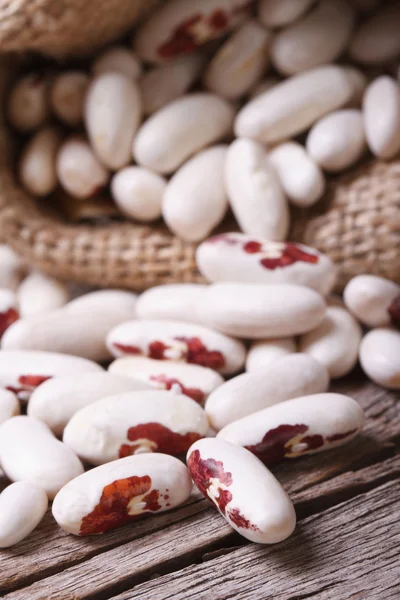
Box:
[0,1,399,290]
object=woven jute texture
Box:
[0,0,153,58]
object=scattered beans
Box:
[196,233,336,295]
[299,304,362,379]
[52,453,192,535]
[140,53,205,115]
[133,93,234,174]
[0,289,19,339]
[343,275,400,328]
[217,393,364,463]
[2,290,137,362]
[92,46,142,79]
[235,65,354,144]
[108,356,224,403]
[196,283,326,339]
[0,389,20,425]
[359,328,400,390]
[85,73,142,170]
[17,271,70,317]
[258,0,315,28]
[204,20,271,100]
[56,135,109,199]
[106,319,246,375]
[163,145,229,241]
[306,109,366,172]
[135,283,207,323]
[134,0,251,63]
[363,76,400,160]
[205,353,329,431]
[7,72,50,132]
[19,126,63,197]
[0,416,84,498]
[111,166,166,222]
[63,390,208,464]
[50,71,89,126]
[28,372,151,436]
[348,4,400,65]
[225,139,289,240]
[187,438,296,543]
[268,141,326,207]
[0,482,48,548]
[246,338,296,373]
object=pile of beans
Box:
[0,235,399,548]
[7,0,400,238]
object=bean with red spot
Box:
[63,390,209,465]
[206,353,329,431]
[0,416,84,499]
[106,319,246,375]
[0,289,19,339]
[196,232,336,295]
[108,356,224,404]
[187,438,296,544]
[52,453,192,535]
[217,393,364,464]
[134,0,252,64]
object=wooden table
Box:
[1,371,399,600]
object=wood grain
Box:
[112,480,400,600]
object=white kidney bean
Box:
[7,72,50,132]
[0,482,48,547]
[217,393,364,463]
[248,76,280,100]
[205,353,329,430]
[306,109,366,172]
[92,46,142,79]
[17,271,70,317]
[0,350,102,402]
[135,283,207,323]
[196,233,336,295]
[134,0,251,63]
[28,372,150,437]
[0,416,83,498]
[140,53,205,115]
[225,139,289,240]
[163,145,229,241]
[133,93,234,175]
[204,20,271,100]
[246,338,296,373]
[50,71,89,126]
[63,390,208,465]
[270,0,355,76]
[235,65,354,144]
[363,76,400,160]
[344,275,400,328]
[197,283,326,339]
[2,290,137,362]
[0,289,19,339]
[0,246,26,292]
[342,66,367,108]
[52,453,192,535]
[56,135,109,199]
[111,166,166,222]
[85,73,142,170]
[359,328,400,390]
[349,4,400,65]
[108,356,224,403]
[0,389,20,425]
[65,289,137,314]
[107,319,246,375]
[299,305,362,379]
[187,438,296,543]
[258,0,315,28]
[268,141,326,207]
[19,126,63,197]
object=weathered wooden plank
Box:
[3,455,399,600]
[0,379,398,596]
[112,480,400,600]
